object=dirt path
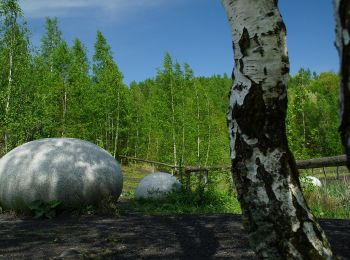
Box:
[0,212,349,259]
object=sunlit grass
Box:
[0,164,349,219]
[302,175,350,219]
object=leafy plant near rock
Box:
[28,200,62,219]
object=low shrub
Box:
[132,187,241,215]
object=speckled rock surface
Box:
[0,138,123,210]
[304,176,322,187]
[135,172,181,200]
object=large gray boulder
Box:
[135,172,181,200]
[0,138,123,210]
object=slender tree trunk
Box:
[4,13,17,153]
[170,82,177,166]
[302,108,306,148]
[6,51,13,115]
[195,84,200,165]
[113,89,120,157]
[222,0,333,258]
[146,131,151,160]
[181,93,186,166]
[205,92,211,167]
[334,0,350,170]
[4,48,13,152]
[111,117,114,150]
[105,113,108,149]
[62,89,67,136]
[135,111,139,158]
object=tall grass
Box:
[302,175,350,219]
[0,164,348,219]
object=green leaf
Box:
[28,200,44,210]
[48,200,61,208]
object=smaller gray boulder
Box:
[135,172,181,200]
[304,176,322,187]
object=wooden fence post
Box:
[336,166,340,179]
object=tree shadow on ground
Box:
[0,213,348,259]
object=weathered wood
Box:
[118,155,175,169]
[296,155,347,169]
[184,165,230,173]
[337,166,340,179]
[119,155,348,174]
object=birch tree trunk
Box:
[62,89,67,136]
[333,0,350,170]
[195,83,201,165]
[4,11,17,153]
[113,89,120,157]
[222,0,334,258]
[170,82,177,166]
[205,91,211,167]
[4,47,13,152]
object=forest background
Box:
[0,2,343,167]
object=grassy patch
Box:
[0,164,348,219]
[131,188,241,215]
[302,176,350,219]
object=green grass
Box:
[120,164,241,214]
[121,164,350,219]
[130,188,241,215]
[0,164,349,219]
[302,175,350,219]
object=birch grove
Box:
[221,0,334,258]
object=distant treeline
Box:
[0,1,343,165]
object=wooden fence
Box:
[119,155,349,186]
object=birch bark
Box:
[222,0,334,258]
[333,0,350,169]
[113,89,120,157]
[170,81,178,166]
[4,9,17,152]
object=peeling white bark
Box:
[170,82,177,166]
[195,83,200,165]
[113,89,120,157]
[4,12,17,152]
[222,0,334,258]
[205,91,211,167]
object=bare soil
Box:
[0,203,349,259]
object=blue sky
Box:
[19,0,338,84]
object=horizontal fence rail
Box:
[119,154,349,188]
[118,155,176,169]
[296,155,347,169]
[119,155,348,172]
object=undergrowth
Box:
[302,176,350,219]
[0,164,349,219]
[131,188,241,215]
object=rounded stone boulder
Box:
[0,138,123,210]
[304,176,322,187]
[135,172,182,200]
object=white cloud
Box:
[19,0,171,19]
